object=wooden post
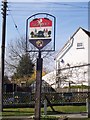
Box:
[0,0,7,113]
[35,51,43,120]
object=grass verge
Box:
[2,106,87,116]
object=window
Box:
[77,43,84,49]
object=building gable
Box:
[55,27,89,61]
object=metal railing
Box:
[3,91,89,108]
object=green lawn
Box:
[1,106,90,120]
[2,106,87,116]
[49,106,86,113]
[3,108,34,116]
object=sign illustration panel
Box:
[29,18,52,49]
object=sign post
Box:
[35,51,42,119]
[26,13,56,119]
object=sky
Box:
[0,0,89,71]
[3,0,89,2]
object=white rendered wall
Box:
[56,28,89,87]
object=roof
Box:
[82,28,90,37]
[42,71,56,89]
[55,27,90,60]
[70,27,90,38]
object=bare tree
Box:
[5,37,37,76]
[5,36,56,77]
[56,63,88,90]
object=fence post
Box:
[44,99,47,115]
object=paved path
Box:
[0,113,88,120]
[61,113,88,118]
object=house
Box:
[42,71,56,89]
[30,80,56,93]
[55,27,90,89]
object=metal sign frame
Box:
[26,13,56,52]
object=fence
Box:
[3,91,89,108]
